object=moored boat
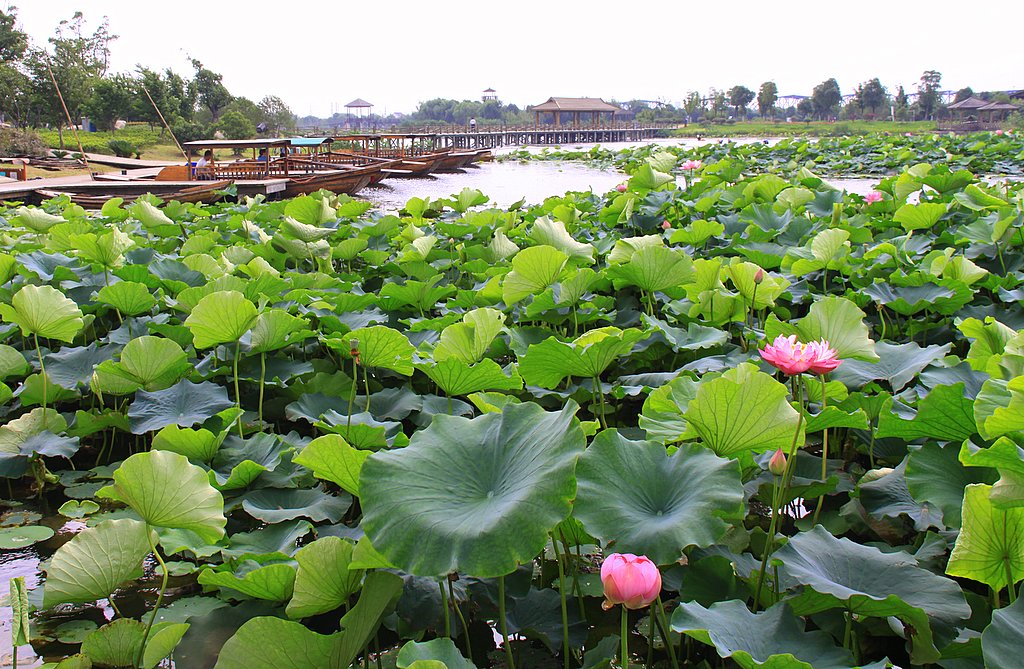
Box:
[34,179,232,208]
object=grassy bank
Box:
[669,119,939,137]
[33,124,184,160]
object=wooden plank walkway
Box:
[427,126,662,149]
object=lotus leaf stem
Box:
[258,351,266,425]
[448,577,473,660]
[843,609,853,652]
[551,537,571,669]
[439,579,451,638]
[233,341,243,438]
[33,334,47,429]
[655,597,680,669]
[348,355,358,438]
[620,605,629,669]
[812,374,829,525]
[498,574,516,669]
[363,366,371,414]
[1005,552,1017,605]
[138,526,169,669]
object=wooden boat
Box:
[331,134,449,177]
[433,150,478,172]
[162,138,384,198]
[35,180,232,208]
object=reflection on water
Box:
[1,548,43,668]
[361,161,624,212]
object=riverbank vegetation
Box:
[0,135,1022,668]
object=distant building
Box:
[482,88,498,102]
[529,97,623,126]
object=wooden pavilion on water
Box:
[944,96,1020,131]
[530,97,624,127]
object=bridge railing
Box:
[389,122,676,135]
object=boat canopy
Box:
[183,138,290,150]
[287,137,334,147]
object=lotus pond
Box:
[0,135,1022,669]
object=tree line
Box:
[0,8,297,149]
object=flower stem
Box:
[258,351,266,426]
[620,606,629,669]
[655,597,680,669]
[137,527,169,669]
[813,373,828,525]
[233,341,243,438]
[551,537,571,669]
[439,580,451,638]
[448,577,473,661]
[498,575,516,669]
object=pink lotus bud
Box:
[661,220,671,230]
[864,191,884,205]
[616,184,627,193]
[600,553,661,610]
[768,448,787,476]
[904,132,913,137]
[995,129,1004,136]
[754,268,765,284]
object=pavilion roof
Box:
[978,101,1019,111]
[345,98,373,108]
[530,97,623,113]
[946,96,990,110]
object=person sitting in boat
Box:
[256,149,268,162]
[195,150,216,180]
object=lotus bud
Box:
[661,220,671,230]
[600,553,661,610]
[754,268,765,284]
[349,339,360,365]
[768,448,787,476]
[616,184,627,193]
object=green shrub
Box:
[107,139,138,158]
[0,128,47,157]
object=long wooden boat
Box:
[34,179,232,208]
[433,150,477,172]
[330,134,450,177]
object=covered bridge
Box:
[530,97,623,126]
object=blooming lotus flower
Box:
[601,553,661,610]
[759,335,814,376]
[681,159,702,171]
[864,191,883,204]
[805,339,842,374]
[995,129,1004,136]
[616,184,628,193]
[661,220,671,230]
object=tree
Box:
[954,87,974,103]
[853,78,887,117]
[917,70,942,119]
[0,6,27,62]
[683,91,702,120]
[728,85,755,117]
[811,78,842,120]
[190,59,232,122]
[216,109,254,142]
[258,95,295,134]
[24,12,117,146]
[224,97,262,127]
[85,74,134,131]
[893,85,910,121]
[757,81,778,119]
[796,98,814,119]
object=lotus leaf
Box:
[0,284,84,342]
[286,536,364,619]
[518,327,645,389]
[184,290,258,349]
[946,484,1024,594]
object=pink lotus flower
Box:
[759,335,815,375]
[995,129,1004,136]
[754,268,765,284]
[864,191,884,204]
[601,553,662,610]
[805,340,842,374]
[661,220,671,230]
[681,159,702,171]
[768,448,787,476]
[905,132,913,137]
[616,184,627,193]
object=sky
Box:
[12,0,1024,117]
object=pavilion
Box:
[530,97,623,127]
[946,96,991,121]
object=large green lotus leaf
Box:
[685,362,803,458]
[501,244,568,304]
[831,342,950,392]
[723,258,789,309]
[285,194,334,226]
[293,434,368,496]
[97,450,226,542]
[127,380,234,434]
[946,484,1024,593]
[0,343,30,380]
[0,408,66,454]
[858,459,944,531]
[213,571,402,669]
[765,296,878,362]
[983,595,1024,669]
[95,281,156,317]
[341,325,414,375]
[607,234,663,264]
[198,562,296,602]
[44,518,155,607]
[142,622,190,669]
[574,431,743,564]
[433,307,505,364]
[94,335,191,394]
[877,383,976,442]
[0,284,84,342]
[54,654,92,669]
[629,163,673,191]
[518,327,645,389]
[775,526,970,664]
[360,402,584,577]
[12,205,66,231]
[221,519,312,561]
[378,275,455,313]
[530,216,595,262]
[184,290,258,349]
[152,422,229,465]
[397,638,476,669]
[641,315,727,352]
[959,438,1024,509]
[415,358,522,396]
[958,317,1017,375]
[286,536,364,619]
[71,227,133,267]
[280,217,335,243]
[80,618,187,669]
[973,376,1024,441]
[893,201,948,232]
[906,441,993,528]
[670,600,854,669]
[241,486,351,523]
[639,375,700,443]
[248,309,315,353]
[604,245,694,293]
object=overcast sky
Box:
[12,0,1024,117]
